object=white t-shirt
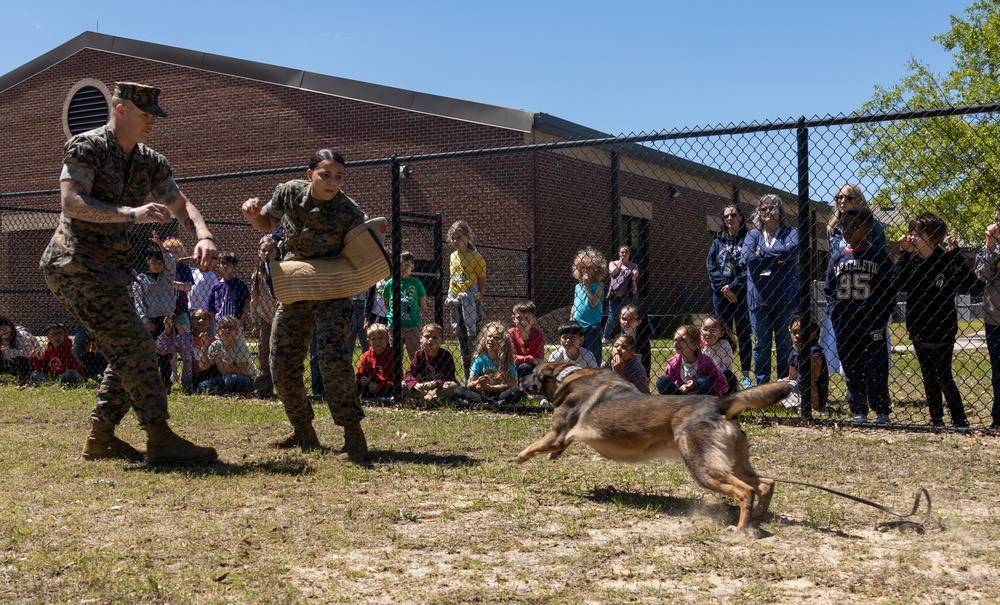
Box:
[547,346,598,368]
[189,268,219,312]
[207,338,257,377]
[680,360,699,382]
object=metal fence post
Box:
[390,156,403,402]
[796,117,813,419]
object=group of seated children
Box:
[1,316,87,387]
[155,311,256,396]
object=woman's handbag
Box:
[265,218,390,304]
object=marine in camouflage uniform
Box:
[40,82,218,463]
[243,156,370,460]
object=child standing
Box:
[455,321,522,403]
[242,148,371,460]
[783,313,830,416]
[249,234,279,398]
[403,323,460,402]
[571,246,608,362]
[356,323,395,399]
[825,207,896,424]
[32,323,84,386]
[656,325,728,396]
[548,321,599,368]
[699,315,737,394]
[895,212,977,428]
[509,301,545,377]
[206,252,251,326]
[974,203,1000,429]
[132,237,177,390]
[197,316,256,395]
[606,335,649,393]
[446,220,487,381]
[382,250,427,361]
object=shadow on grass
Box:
[581,485,863,538]
[122,448,480,476]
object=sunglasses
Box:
[723,213,739,219]
[835,194,856,202]
[759,206,777,213]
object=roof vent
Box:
[66,86,109,135]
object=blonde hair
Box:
[827,183,869,235]
[473,321,514,381]
[162,236,186,257]
[448,220,477,252]
[571,246,608,281]
[366,323,389,339]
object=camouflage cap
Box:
[113,82,167,117]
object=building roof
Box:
[1,31,806,205]
[0,31,538,133]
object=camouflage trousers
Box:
[44,268,169,427]
[270,297,364,428]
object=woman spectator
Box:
[706,204,754,389]
[603,245,639,344]
[741,194,799,385]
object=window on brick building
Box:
[63,80,110,138]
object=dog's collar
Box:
[555,365,583,384]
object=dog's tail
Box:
[719,382,794,420]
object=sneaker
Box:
[990,422,999,430]
[739,376,754,390]
[852,414,867,423]
[875,414,891,425]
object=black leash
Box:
[764,477,932,533]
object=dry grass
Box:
[1,384,998,604]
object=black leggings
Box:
[914,343,968,426]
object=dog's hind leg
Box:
[733,428,774,520]
[679,435,757,529]
[515,431,574,463]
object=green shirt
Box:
[382,276,426,328]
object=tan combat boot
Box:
[336,422,369,463]
[82,420,145,462]
[268,424,320,451]
[144,421,218,464]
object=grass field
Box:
[1,384,998,604]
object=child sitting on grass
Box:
[32,323,84,386]
[356,323,395,399]
[780,313,830,416]
[509,301,545,377]
[656,324,728,396]
[455,321,523,403]
[197,316,256,395]
[699,315,737,394]
[547,321,599,368]
[605,334,649,393]
[403,323,459,402]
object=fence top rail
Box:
[3,103,997,199]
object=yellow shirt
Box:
[449,250,486,297]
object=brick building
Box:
[0,32,798,336]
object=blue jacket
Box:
[741,226,799,310]
[706,227,748,295]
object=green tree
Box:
[853,0,1000,242]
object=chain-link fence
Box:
[2,105,999,431]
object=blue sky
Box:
[0,1,971,136]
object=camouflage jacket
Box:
[39,125,176,285]
[264,180,366,261]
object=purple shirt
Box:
[206,278,251,321]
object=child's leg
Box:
[986,322,1000,426]
[402,327,420,361]
[693,375,713,395]
[913,344,945,424]
[456,315,474,382]
[935,344,967,426]
[836,329,869,416]
[865,328,891,417]
[454,385,483,403]
[656,376,681,395]
[254,319,273,396]
[582,325,602,362]
[223,373,255,395]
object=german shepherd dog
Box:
[516,363,792,529]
